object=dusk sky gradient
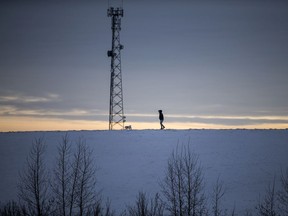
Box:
[1,0,288,131]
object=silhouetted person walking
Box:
[158,110,165,130]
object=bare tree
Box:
[51,135,100,216]
[88,199,115,216]
[161,144,207,216]
[150,193,165,216]
[68,137,83,216]
[51,134,72,216]
[256,178,278,216]
[0,201,27,216]
[13,135,114,216]
[75,138,98,216]
[18,137,51,216]
[127,192,149,216]
[278,168,288,215]
[212,177,226,216]
[126,192,164,216]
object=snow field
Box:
[0,129,288,214]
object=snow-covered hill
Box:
[1,129,287,214]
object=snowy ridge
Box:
[1,129,288,214]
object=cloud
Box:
[0,93,60,103]
[0,91,108,122]
[167,114,288,121]
[125,113,288,127]
[1,91,287,129]
[0,105,106,120]
[1,104,287,130]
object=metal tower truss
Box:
[107,7,126,130]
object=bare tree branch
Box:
[161,143,207,216]
[256,178,278,216]
[51,133,72,216]
[278,168,288,215]
[212,176,226,216]
[18,137,51,216]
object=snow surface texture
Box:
[0,130,288,214]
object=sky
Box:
[0,0,288,131]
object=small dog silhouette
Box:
[125,125,132,130]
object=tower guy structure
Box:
[107,6,125,130]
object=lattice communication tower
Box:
[107,6,125,130]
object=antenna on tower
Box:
[108,0,123,8]
[107,3,125,130]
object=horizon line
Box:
[1,128,288,133]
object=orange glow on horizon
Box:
[0,116,107,132]
[0,116,287,132]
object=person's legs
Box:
[160,120,165,129]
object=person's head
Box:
[158,110,162,113]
